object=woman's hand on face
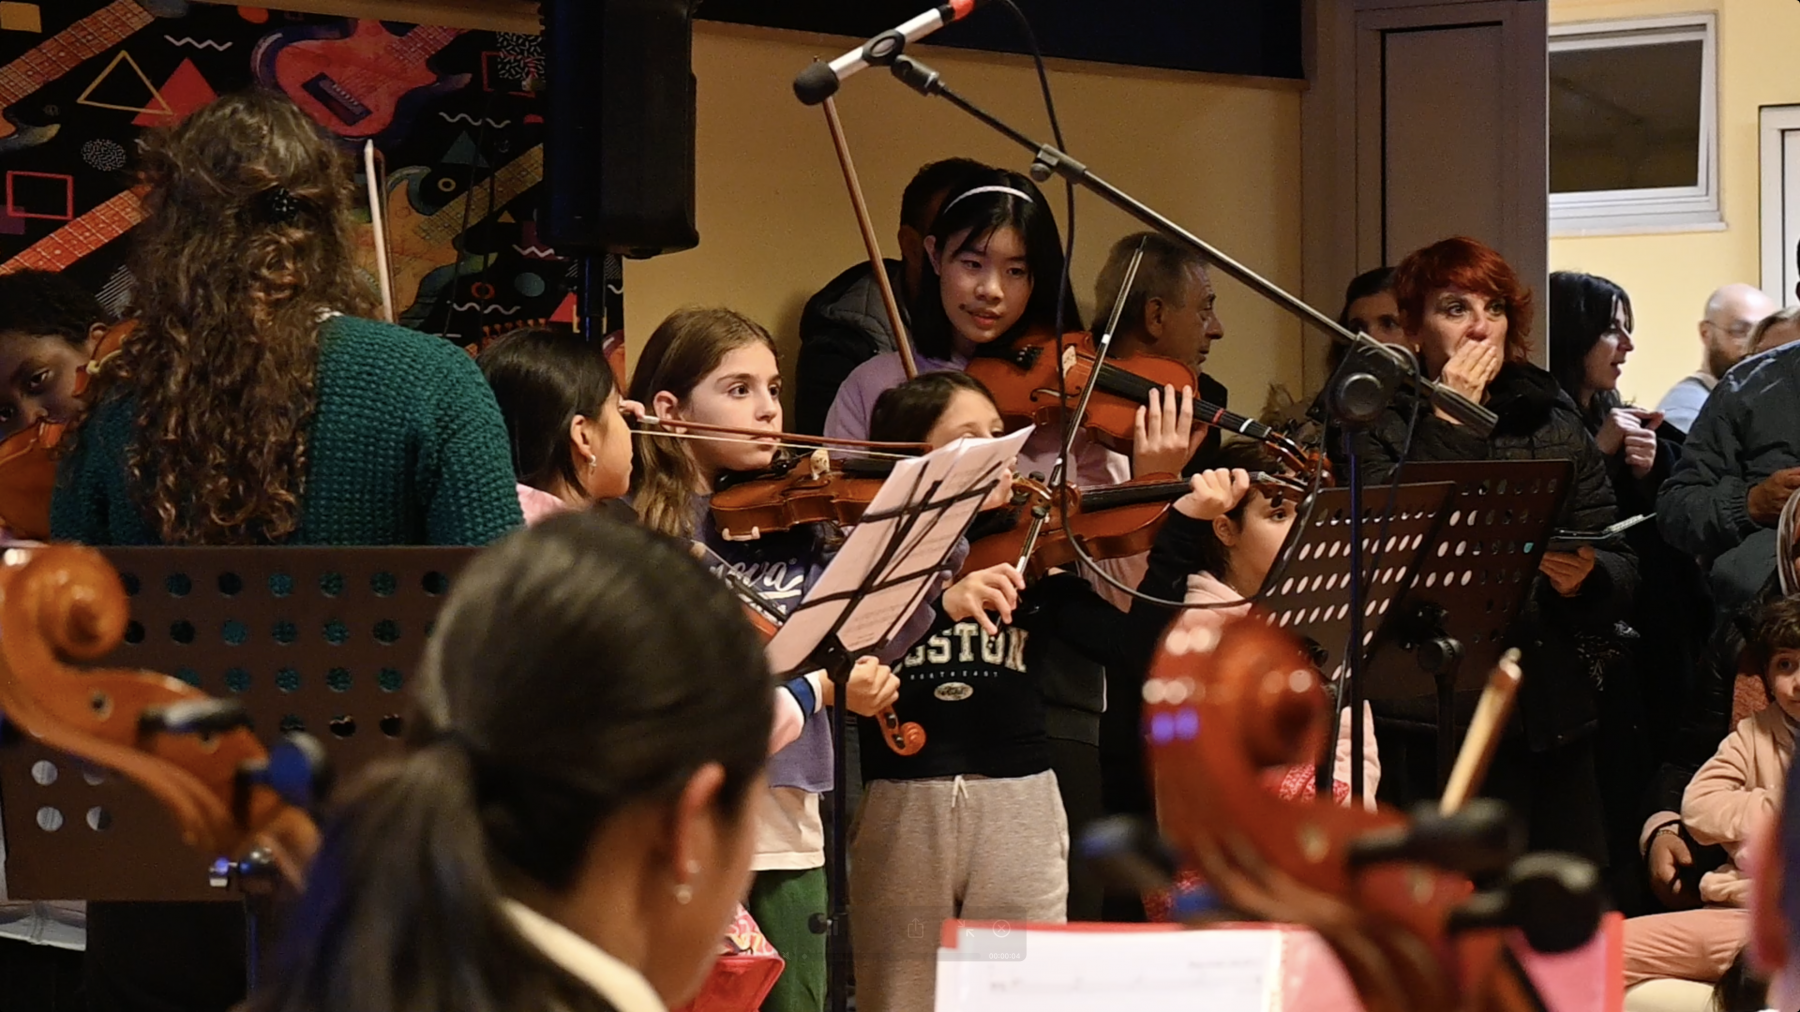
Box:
[1133,385,1204,478]
[1174,468,1250,522]
[1538,546,1596,598]
[1437,338,1503,406]
[942,564,1026,635]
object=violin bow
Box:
[632,414,931,461]
[820,96,918,380]
[363,140,397,325]
[1438,649,1523,814]
[1018,246,1149,572]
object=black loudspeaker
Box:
[541,0,699,258]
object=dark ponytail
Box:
[247,512,773,1012]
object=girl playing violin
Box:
[627,306,915,1012]
[244,512,774,1012]
[0,269,113,541]
[478,325,638,523]
[821,169,1200,490]
[852,370,1153,1012]
[1136,440,1380,804]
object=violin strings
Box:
[631,427,917,462]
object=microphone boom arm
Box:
[885,54,1498,436]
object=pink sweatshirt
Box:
[1182,571,1381,805]
[1682,705,1795,906]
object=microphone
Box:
[794,0,985,105]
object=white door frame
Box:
[1759,104,1800,306]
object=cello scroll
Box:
[0,545,320,889]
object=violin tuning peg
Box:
[139,698,251,738]
[238,732,333,812]
[1448,852,1604,954]
[1346,798,1522,877]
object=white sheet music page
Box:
[934,923,1280,1012]
[765,427,1031,675]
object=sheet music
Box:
[935,924,1280,1012]
[766,427,1032,675]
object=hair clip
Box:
[258,186,303,224]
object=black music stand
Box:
[0,546,477,902]
[1361,461,1572,790]
[1253,481,1456,684]
[764,431,1022,1012]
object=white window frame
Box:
[1547,13,1719,236]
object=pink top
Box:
[517,483,571,527]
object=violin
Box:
[0,545,320,888]
[967,328,1322,472]
[705,543,925,757]
[710,449,892,541]
[962,470,1309,580]
[0,319,132,540]
[1143,616,1601,1012]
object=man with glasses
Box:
[1656,283,1777,433]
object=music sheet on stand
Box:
[935,923,1281,1012]
[766,427,1032,676]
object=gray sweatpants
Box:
[848,771,1068,1012]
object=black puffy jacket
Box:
[1344,362,1639,751]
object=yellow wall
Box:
[623,22,1305,416]
[1548,0,1800,406]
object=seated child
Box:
[1623,594,1800,988]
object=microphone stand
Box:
[874,53,1493,809]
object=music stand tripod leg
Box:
[808,635,856,1012]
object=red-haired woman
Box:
[1343,237,1638,877]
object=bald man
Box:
[1656,283,1778,433]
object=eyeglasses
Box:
[1705,320,1757,339]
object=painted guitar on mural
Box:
[0,0,187,153]
[359,144,546,327]
[250,19,468,139]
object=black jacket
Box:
[1346,362,1639,751]
[794,260,904,436]
[1658,342,1800,615]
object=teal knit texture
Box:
[51,315,524,547]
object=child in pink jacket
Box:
[1623,594,1800,989]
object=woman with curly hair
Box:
[49,89,521,1012]
[51,88,521,548]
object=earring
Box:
[586,453,597,472]
[673,860,700,905]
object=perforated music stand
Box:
[1253,481,1456,684]
[0,546,476,902]
[1361,460,1572,789]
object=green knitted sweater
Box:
[50,315,524,546]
